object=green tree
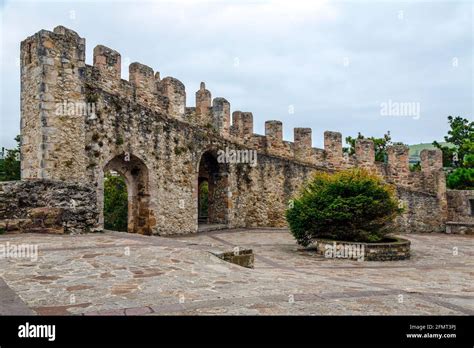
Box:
[344,132,392,162]
[410,162,421,172]
[447,168,474,190]
[286,169,402,246]
[463,154,474,168]
[103,173,128,231]
[0,135,21,181]
[433,116,474,167]
[434,116,474,189]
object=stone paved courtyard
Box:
[0,229,472,315]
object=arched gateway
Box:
[197,150,230,227]
[102,154,151,235]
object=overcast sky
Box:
[0,0,472,149]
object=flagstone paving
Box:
[0,229,472,315]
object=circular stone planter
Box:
[312,236,411,261]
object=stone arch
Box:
[197,149,230,226]
[103,153,152,234]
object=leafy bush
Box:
[447,168,474,190]
[410,162,421,172]
[286,169,401,246]
[104,173,128,231]
[198,181,209,219]
[463,154,474,168]
[433,115,473,167]
[0,135,21,182]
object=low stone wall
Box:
[447,190,474,223]
[211,248,254,268]
[314,237,411,261]
[446,222,474,235]
[395,187,446,233]
[0,180,99,234]
[445,190,474,234]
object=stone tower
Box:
[20,26,88,182]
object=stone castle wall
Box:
[445,190,474,234]
[14,25,451,235]
[446,190,474,223]
[395,188,446,233]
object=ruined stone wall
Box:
[395,187,446,233]
[446,190,474,223]
[17,26,450,235]
[446,190,474,234]
[0,180,99,233]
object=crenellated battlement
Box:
[19,25,447,232]
[93,45,121,80]
[212,97,231,136]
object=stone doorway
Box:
[103,153,151,234]
[197,151,229,230]
[103,171,128,232]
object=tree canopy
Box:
[0,135,21,181]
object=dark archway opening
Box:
[198,180,209,223]
[198,151,229,227]
[103,153,151,234]
[104,171,128,232]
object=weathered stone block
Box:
[211,249,254,268]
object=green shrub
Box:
[463,154,474,168]
[0,135,21,182]
[447,168,474,190]
[286,169,401,246]
[410,162,421,172]
[198,181,209,218]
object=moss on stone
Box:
[86,91,99,104]
[115,136,124,145]
[174,146,186,156]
